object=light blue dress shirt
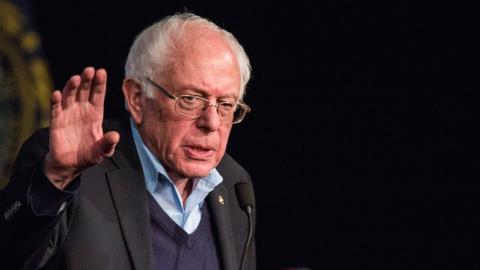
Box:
[130,118,223,234]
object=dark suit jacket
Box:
[0,116,256,270]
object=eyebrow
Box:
[177,85,238,100]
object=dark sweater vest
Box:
[148,194,221,270]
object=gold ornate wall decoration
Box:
[0,0,52,187]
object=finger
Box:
[61,75,81,108]
[76,67,95,102]
[50,90,63,122]
[89,68,108,107]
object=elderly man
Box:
[0,12,255,270]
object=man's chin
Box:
[177,162,216,179]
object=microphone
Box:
[235,182,255,270]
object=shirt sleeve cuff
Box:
[29,166,80,216]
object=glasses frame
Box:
[145,76,251,124]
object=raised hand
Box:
[44,67,120,189]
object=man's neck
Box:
[170,175,193,205]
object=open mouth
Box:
[183,145,214,159]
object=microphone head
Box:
[235,182,255,211]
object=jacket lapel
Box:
[208,184,238,270]
[106,166,152,270]
[104,117,152,270]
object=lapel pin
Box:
[218,195,224,205]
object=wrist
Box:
[44,153,80,190]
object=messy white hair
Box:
[124,12,251,100]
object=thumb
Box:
[99,131,120,158]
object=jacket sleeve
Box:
[0,128,79,269]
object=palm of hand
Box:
[50,100,105,171]
[45,68,119,185]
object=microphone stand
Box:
[239,205,253,270]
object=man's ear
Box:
[122,78,143,125]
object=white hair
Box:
[124,12,251,100]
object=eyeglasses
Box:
[145,77,251,124]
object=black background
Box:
[31,1,479,269]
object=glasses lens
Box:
[177,96,205,117]
[176,95,249,124]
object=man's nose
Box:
[196,104,221,131]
